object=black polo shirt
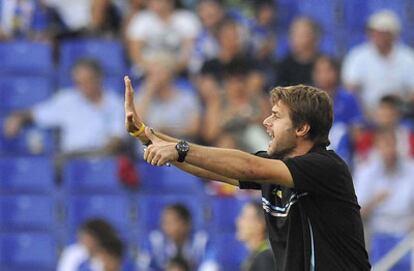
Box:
[239,146,371,271]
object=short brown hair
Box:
[270,85,333,147]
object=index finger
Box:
[124,76,134,107]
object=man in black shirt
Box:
[124,77,371,270]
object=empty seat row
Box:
[0,230,250,271]
[0,39,127,76]
[0,157,205,195]
[0,193,250,235]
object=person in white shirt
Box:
[342,9,414,116]
[354,128,414,268]
[126,0,201,75]
[4,58,126,156]
[134,52,201,141]
[58,219,119,271]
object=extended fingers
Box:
[124,76,135,107]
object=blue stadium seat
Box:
[0,232,57,271]
[58,39,127,86]
[0,42,53,75]
[0,76,53,114]
[137,162,205,194]
[63,158,126,194]
[319,34,340,56]
[297,0,343,35]
[65,194,131,234]
[0,125,56,156]
[208,196,251,233]
[275,0,300,34]
[275,33,290,59]
[370,233,411,270]
[0,157,55,193]
[212,233,248,271]
[0,195,56,231]
[137,194,205,233]
[343,0,369,32]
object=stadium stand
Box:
[1,0,414,269]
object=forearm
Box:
[172,162,239,186]
[185,145,269,182]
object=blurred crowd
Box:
[1,0,414,270]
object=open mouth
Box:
[267,130,274,147]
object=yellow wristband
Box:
[129,123,146,137]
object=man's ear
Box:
[295,123,311,138]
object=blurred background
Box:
[0,0,414,270]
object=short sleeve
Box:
[182,92,201,117]
[402,50,414,89]
[283,151,350,196]
[342,48,364,86]
[32,92,68,128]
[239,150,269,190]
[353,168,374,207]
[126,13,151,40]
[239,181,261,190]
[174,11,201,39]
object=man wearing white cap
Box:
[342,9,414,117]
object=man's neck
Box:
[287,140,315,158]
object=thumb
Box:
[144,126,161,143]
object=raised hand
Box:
[143,127,177,166]
[124,76,144,134]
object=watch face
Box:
[177,141,189,152]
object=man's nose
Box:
[263,116,271,127]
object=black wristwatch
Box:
[175,140,189,162]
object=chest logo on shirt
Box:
[262,192,308,218]
[275,189,283,199]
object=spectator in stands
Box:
[199,64,268,152]
[355,95,414,161]
[354,128,414,270]
[137,203,218,271]
[121,0,148,40]
[126,0,201,75]
[57,218,119,271]
[0,0,62,41]
[249,1,275,62]
[342,9,414,116]
[199,18,255,84]
[276,16,320,86]
[236,201,275,271]
[248,0,276,86]
[97,234,135,271]
[189,0,224,74]
[134,52,201,140]
[4,58,126,156]
[312,55,364,165]
[43,0,121,38]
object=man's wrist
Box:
[175,140,189,162]
[129,123,146,137]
